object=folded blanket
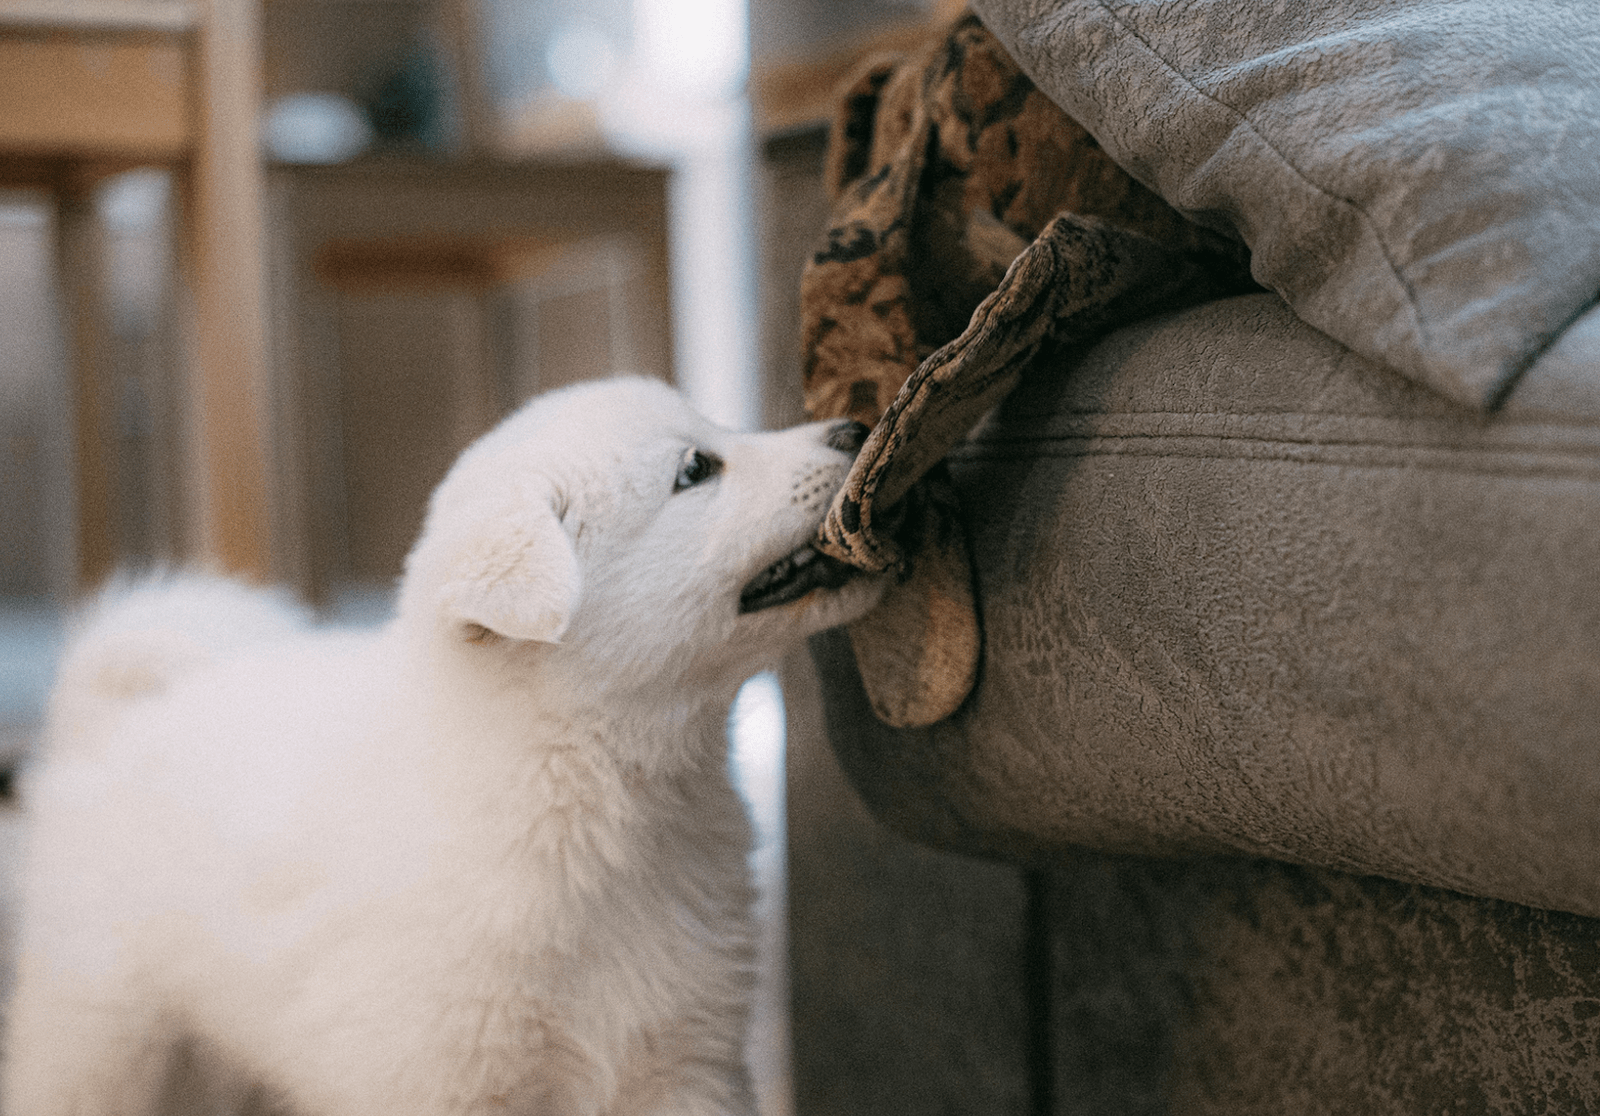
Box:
[802,12,1253,725]
[973,0,1600,411]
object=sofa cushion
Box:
[814,292,1600,918]
[971,0,1600,410]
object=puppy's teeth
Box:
[740,541,857,614]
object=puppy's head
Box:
[398,377,885,694]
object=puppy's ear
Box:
[437,490,581,644]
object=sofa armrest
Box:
[816,291,1600,918]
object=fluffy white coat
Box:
[2,378,883,1116]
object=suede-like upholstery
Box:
[807,292,1600,1110]
[1035,854,1600,1113]
[818,292,1600,920]
[799,4,1600,1104]
[972,0,1600,409]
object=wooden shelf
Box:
[0,34,191,166]
[0,0,197,33]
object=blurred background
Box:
[0,0,952,1112]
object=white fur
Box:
[2,378,884,1116]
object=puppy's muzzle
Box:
[737,420,873,614]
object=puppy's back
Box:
[45,574,311,758]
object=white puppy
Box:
[3,378,882,1116]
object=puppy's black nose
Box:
[826,420,871,456]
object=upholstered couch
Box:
[788,1,1600,1112]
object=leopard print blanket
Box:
[802,13,1255,726]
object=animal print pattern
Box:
[802,11,1255,725]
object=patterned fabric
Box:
[802,12,1254,725]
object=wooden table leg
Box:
[176,0,272,581]
[54,183,117,591]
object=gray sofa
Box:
[789,1,1600,1111]
[805,291,1600,1113]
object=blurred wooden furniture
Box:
[0,0,273,588]
[267,157,674,599]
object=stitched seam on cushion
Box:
[961,429,1600,453]
[1082,0,1432,357]
[970,409,1600,447]
[973,430,1600,454]
[953,437,1600,480]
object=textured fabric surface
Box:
[800,13,1238,431]
[1040,853,1600,1114]
[800,14,1253,725]
[814,292,1600,920]
[973,0,1600,410]
[818,213,1244,574]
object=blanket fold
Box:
[802,11,1254,725]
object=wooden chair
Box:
[0,0,273,589]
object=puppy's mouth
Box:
[739,543,859,614]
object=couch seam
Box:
[982,406,1596,422]
[969,410,1600,445]
[952,437,1600,480]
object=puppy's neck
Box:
[398,624,743,779]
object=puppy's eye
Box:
[674,448,723,491]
